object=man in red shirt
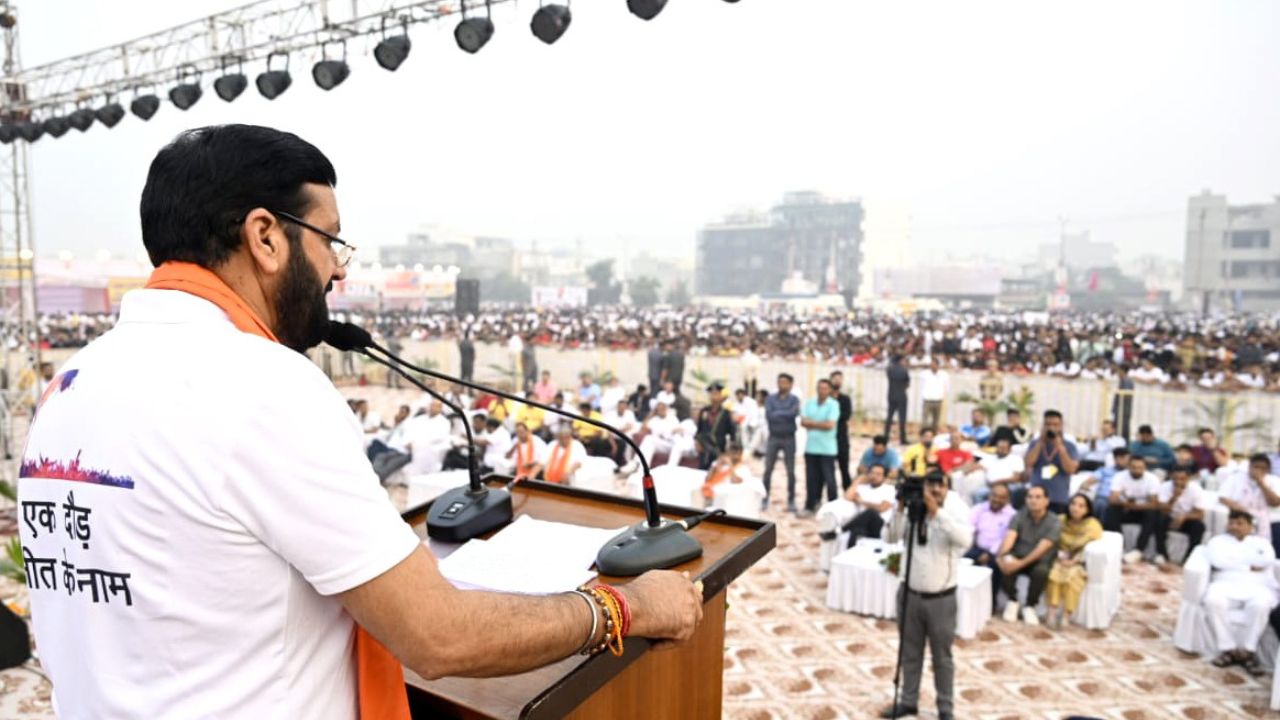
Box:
[935,430,974,474]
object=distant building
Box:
[378,228,515,278]
[872,265,1003,306]
[1184,191,1280,312]
[696,192,864,298]
[1036,232,1117,271]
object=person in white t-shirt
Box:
[475,417,513,475]
[16,125,702,720]
[964,438,1026,505]
[401,400,456,475]
[817,465,897,549]
[638,402,697,467]
[532,425,590,484]
[1151,465,1207,565]
[1203,510,1279,675]
[1218,455,1280,552]
[1105,456,1163,564]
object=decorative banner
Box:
[531,286,588,308]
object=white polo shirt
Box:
[17,289,420,720]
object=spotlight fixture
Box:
[0,124,16,144]
[169,65,203,111]
[531,3,571,44]
[131,93,160,121]
[67,106,95,132]
[17,122,43,143]
[214,57,248,102]
[374,19,411,71]
[43,114,70,138]
[256,52,292,100]
[95,101,125,128]
[312,42,350,91]
[627,0,667,20]
[455,0,494,54]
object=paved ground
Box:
[0,387,1274,719]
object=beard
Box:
[274,244,332,353]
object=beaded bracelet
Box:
[596,584,631,638]
[578,584,624,657]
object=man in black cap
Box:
[695,382,736,470]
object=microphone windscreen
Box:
[325,321,374,351]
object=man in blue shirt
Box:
[858,435,901,478]
[1024,409,1079,515]
[1129,424,1175,472]
[1079,447,1130,521]
[576,372,602,410]
[960,409,992,447]
[798,378,840,517]
[763,373,801,512]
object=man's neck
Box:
[1030,509,1046,521]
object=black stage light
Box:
[628,0,667,20]
[0,124,16,144]
[455,18,494,53]
[170,66,202,111]
[43,115,69,138]
[17,122,43,143]
[214,73,247,102]
[256,53,292,100]
[131,94,160,120]
[531,4,571,44]
[374,34,411,71]
[312,60,349,90]
[95,102,125,128]
[67,107,95,132]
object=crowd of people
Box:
[18,306,1280,389]
[349,357,1280,718]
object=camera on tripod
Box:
[896,473,927,525]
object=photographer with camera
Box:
[1025,409,1079,515]
[879,472,974,720]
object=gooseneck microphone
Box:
[325,321,703,574]
[327,323,513,541]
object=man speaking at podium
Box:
[16,125,703,719]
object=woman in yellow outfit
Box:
[1046,493,1103,629]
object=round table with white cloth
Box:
[825,539,993,639]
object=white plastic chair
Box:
[712,477,766,520]
[625,465,704,509]
[816,499,858,572]
[1073,531,1124,629]
[1173,546,1280,663]
[569,456,620,495]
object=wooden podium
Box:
[398,478,775,720]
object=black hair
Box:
[1067,492,1094,519]
[1138,424,1154,435]
[485,418,501,430]
[1175,443,1195,453]
[778,373,794,383]
[140,125,337,268]
[872,434,888,446]
[1043,409,1063,421]
[1228,509,1255,524]
[1112,447,1130,458]
[1251,453,1273,470]
[1170,464,1195,476]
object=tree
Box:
[586,259,622,305]
[666,280,691,307]
[630,276,661,307]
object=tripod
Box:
[891,499,928,716]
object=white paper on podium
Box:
[433,515,628,595]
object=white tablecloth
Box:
[825,541,993,639]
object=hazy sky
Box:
[17,0,1280,265]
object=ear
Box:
[241,207,286,276]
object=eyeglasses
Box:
[270,209,356,268]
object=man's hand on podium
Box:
[619,571,705,648]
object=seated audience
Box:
[989,408,1030,449]
[1046,493,1103,629]
[1079,447,1130,521]
[1104,455,1162,564]
[506,422,547,481]
[836,464,897,546]
[1079,419,1126,471]
[531,425,588,484]
[1153,464,1207,564]
[965,438,1025,505]
[636,402,697,468]
[901,427,938,477]
[1203,510,1279,676]
[959,409,992,446]
[997,485,1062,626]
[965,483,1016,609]
[700,443,754,502]
[1218,454,1280,551]
[1129,424,1175,473]
[858,435,902,478]
[573,401,616,461]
